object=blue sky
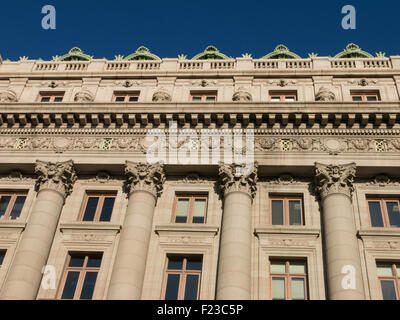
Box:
[0,0,399,60]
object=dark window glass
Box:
[99,198,115,222]
[175,199,189,223]
[82,197,99,221]
[9,196,26,220]
[367,96,378,101]
[386,202,400,227]
[368,202,384,227]
[115,97,125,102]
[186,259,202,271]
[352,96,362,101]
[271,200,284,225]
[79,272,98,300]
[381,280,397,300]
[41,97,51,102]
[69,256,85,268]
[87,255,103,268]
[54,97,63,102]
[0,196,11,219]
[192,199,206,224]
[165,274,180,300]
[184,275,199,300]
[129,96,138,102]
[191,97,202,102]
[206,97,216,102]
[168,257,184,270]
[61,271,80,299]
[289,200,302,226]
[0,252,5,266]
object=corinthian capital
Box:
[125,161,166,198]
[219,162,258,199]
[35,160,77,198]
[314,163,356,199]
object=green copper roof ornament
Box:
[376,51,386,58]
[334,43,373,59]
[308,53,318,58]
[192,46,229,60]
[261,45,301,59]
[125,46,161,61]
[178,54,187,60]
[54,47,93,61]
[241,53,253,58]
[114,54,125,61]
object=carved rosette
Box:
[219,162,258,199]
[125,161,166,198]
[35,160,77,198]
[314,163,356,199]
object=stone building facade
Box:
[0,44,400,300]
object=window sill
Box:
[358,227,400,238]
[59,222,121,233]
[0,221,26,230]
[155,224,219,236]
[254,226,320,237]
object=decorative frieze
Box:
[219,162,258,199]
[314,163,356,199]
[35,160,77,198]
[124,161,165,198]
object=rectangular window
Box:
[79,193,116,222]
[270,196,304,226]
[58,253,103,300]
[190,92,217,102]
[0,251,5,267]
[377,263,400,300]
[0,192,27,221]
[269,91,297,102]
[173,195,208,224]
[367,198,400,228]
[351,91,381,102]
[39,92,65,103]
[113,92,140,102]
[270,260,308,300]
[162,255,202,300]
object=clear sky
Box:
[1,0,399,60]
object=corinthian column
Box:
[108,162,165,300]
[216,163,258,300]
[0,160,77,300]
[314,163,365,300]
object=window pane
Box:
[386,202,400,227]
[165,274,180,300]
[69,256,85,267]
[9,196,26,220]
[0,196,11,219]
[352,96,362,101]
[289,263,306,274]
[82,197,99,221]
[87,255,103,268]
[79,272,98,300]
[184,275,199,300]
[115,97,125,102]
[186,258,202,271]
[54,97,63,102]
[191,97,201,102]
[206,96,216,102]
[285,97,295,102]
[192,199,206,224]
[270,262,286,274]
[367,96,377,101]
[381,280,397,300]
[61,271,80,299]
[129,96,138,102]
[175,199,189,223]
[272,277,286,300]
[291,278,306,300]
[168,257,184,270]
[368,202,384,227]
[0,252,5,266]
[377,265,394,277]
[271,200,284,225]
[41,97,51,102]
[270,97,280,102]
[99,198,115,222]
[289,200,302,226]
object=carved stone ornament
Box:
[125,161,166,198]
[0,90,18,102]
[35,160,77,198]
[232,88,252,102]
[74,90,95,102]
[314,162,356,199]
[315,87,336,102]
[219,162,258,199]
[152,88,172,102]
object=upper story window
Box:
[39,92,65,103]
[367,198,400,228]
[351,90,381,102]
[79,192,116,222]
[0,192,27,221]
[113,91,140,102]
[58,252,103,300]
[377,263,400,300]
[190,91,217,102]
[270,196,304,226]
[0,251,5,267]
[270,259,308,300]
[173,194,208,224]
[162,255,203,300]
[269,91,297,102]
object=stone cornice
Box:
[35,160,77,198]
[314,162,356,200]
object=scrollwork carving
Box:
[152,88,172,102]
[219,162,258,199]
[0,90,18,102]
[315,87,336,102]
[74,90,95,102]
[232,88,252,102]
